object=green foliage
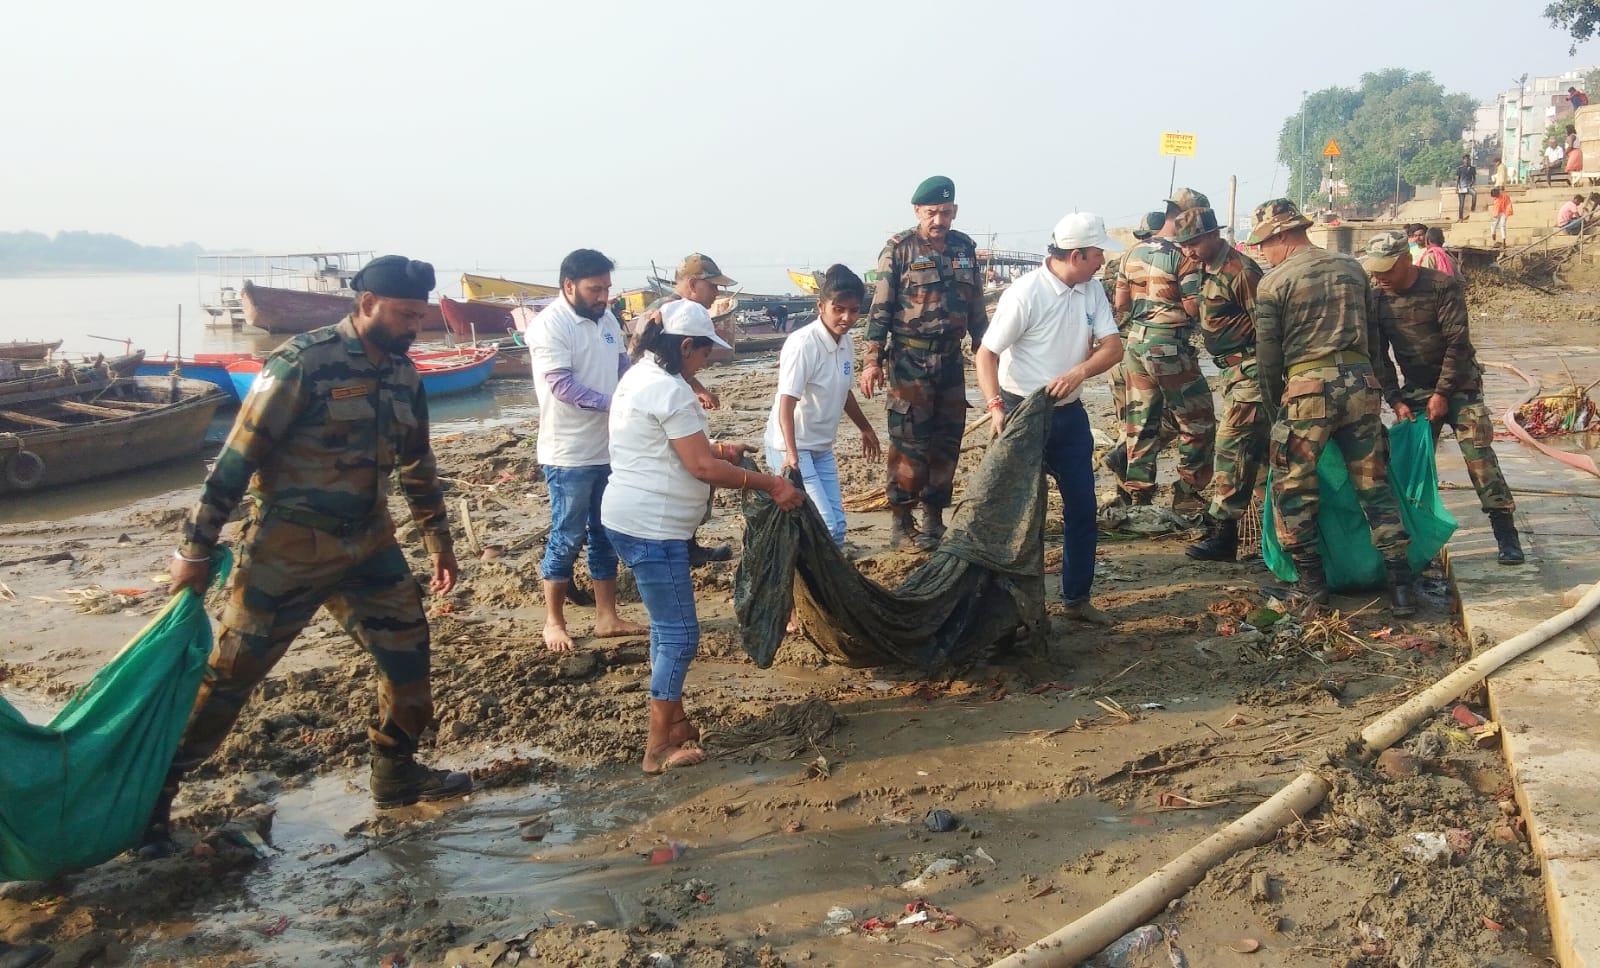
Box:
[0,231,203,275]
[1547,0,1600,54]
[1277,69,1478,210]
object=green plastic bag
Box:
[1262,418,1458,590]
[0,558,224,881]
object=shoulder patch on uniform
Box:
[888,227,917,245]
[330,384,368,400]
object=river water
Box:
[0,271,540,521]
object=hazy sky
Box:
[2,0,1594,291]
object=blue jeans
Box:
[1005,395,1098,605]
[541,464,618,582]
[766,446,846,546]
[606,529,698,700]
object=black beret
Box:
[351,255,435,301]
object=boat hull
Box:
[227,347,497,400]
[242,282,447,335]
[0,340,63,361]
[0,377,225,495]
[460,273,560,302]
[135,353,254,402]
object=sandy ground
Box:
[0,278,1583,967]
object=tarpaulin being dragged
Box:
[736,391,1056,671]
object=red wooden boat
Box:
[242,282,447,335]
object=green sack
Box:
[0,559,224,881]
[1262,418,1458,590]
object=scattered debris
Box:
[1402,832,1451,867]
[923,809,957,833]
[646,842,688,865]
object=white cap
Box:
[1051,212,1122,252]
[661,298,732,349]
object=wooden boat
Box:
[241,282,448,335]
[788,270,819,295]
[0,376,226,495]
[459,273,560,303]
[3,352,146,386]
[0,340,63,361]
[225,345,498,401]
[440,294,557,340]
[135,353,258,402]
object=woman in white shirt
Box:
[764,264,881,547]
[603,300,803,774]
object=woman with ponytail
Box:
[603,300,804,774]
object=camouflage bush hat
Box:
[675,253,735,286]
[1358,231,1411,273]
[1132,211,1166,240]
[1172,208,1225,245]
[1167,187,1210,212]
[1244,198,1314,245]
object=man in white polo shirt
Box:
[530,248,649,652]
[975,213,1125,625]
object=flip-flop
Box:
[642,745,707,776]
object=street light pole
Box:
[1514,73,1528,181]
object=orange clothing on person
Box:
[1493,194,1513,217]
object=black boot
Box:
[1186,516,1239,562]
[1386,559,1418,618]
[1488,509,1525,565]
[687,537,733,566]
[0,942,55,968]
[134,779,180,860]
[889,507,921,552]
[1291,554,1330,605]
[1104,441,1128,481]
[916,506,945,550]
[370,742,473,809]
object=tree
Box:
[1547,0,1600,54]
[1276,70,1478,211]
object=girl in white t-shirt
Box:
[764,264,881,547]
[602,300,803,775]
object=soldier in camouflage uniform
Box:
[860,175,987,551]
[150,256,471,855]
[1249,201,1416,615]
[1360,231,1524,564]
[1104,210,1171,485]
[1113,189,1215,509]
[1173,206,1269,561]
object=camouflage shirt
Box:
[1113,237,1197,328]
[1366,267,1483,401]
[1254,245,1373,405]
[181,316,451,557]
[1193,245,1262,360]
[866,227,987,346]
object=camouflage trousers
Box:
[1270,364,1410,558]
[1122,330,1215,499]
[1209,359,1270,521]
[1403,389,1515,513]
[171,513,434,773]
[1106,360,1175,476]
[886,343,967,509]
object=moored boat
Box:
[224,345,498,401]
[459,273,560,303]
[0,376,226,495]
[135,353,258,402]
[0,340,63,361]
[242,282,448,335]
[440,294,557,340]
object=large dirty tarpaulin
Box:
[1,582,215,882]
[736,390,1057,671]
[1261,417,1458,591]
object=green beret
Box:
[911,175,955,205]
[351,255,435,301]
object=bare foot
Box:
[543,622,575,653]
[667,716,700,747]
[593,616,649,638]
[642,744,707,775]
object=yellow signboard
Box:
[1159,132,1197,157]
[1322,138,1342,157]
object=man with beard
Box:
[530,249,651,652]
[150,255,471,856]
